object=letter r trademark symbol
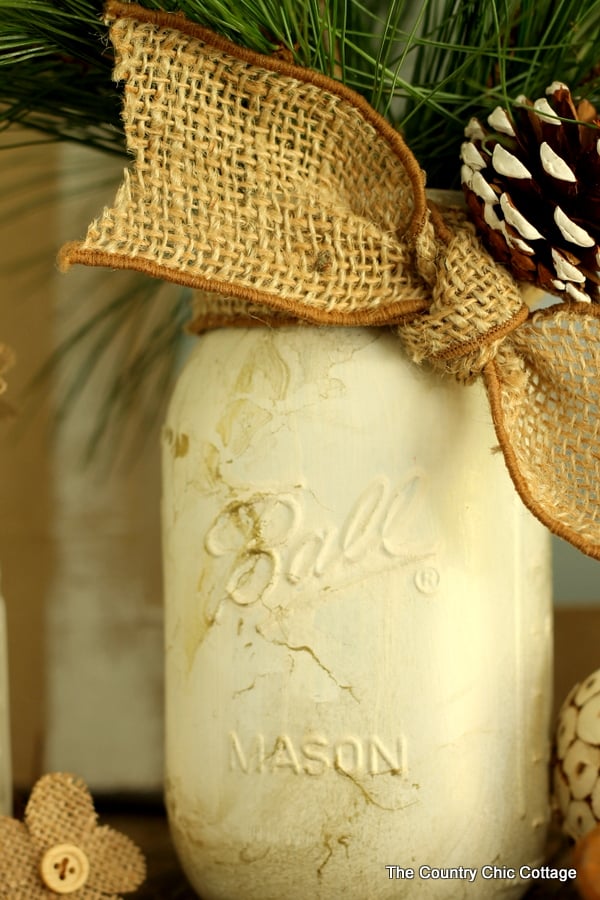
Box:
[414,567,440,595]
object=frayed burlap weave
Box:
[0,772,146,897]
[60,2,430,326]
[59,2,600,559]
[487,306,600,550]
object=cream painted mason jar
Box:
[162,325,552,900]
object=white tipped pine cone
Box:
[554,668,600,840]
[461,83,600,303]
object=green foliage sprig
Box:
[2,0,600,185]
[2,0,600,457]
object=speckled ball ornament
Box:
[554,668,600,839]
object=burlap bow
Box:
[59,2,600,560]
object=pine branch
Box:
[2,0,600,180]
[3,0,600,458]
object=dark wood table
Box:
[96,807,581,899]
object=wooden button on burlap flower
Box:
[0,772,146,898]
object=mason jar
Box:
[162,324,552,900]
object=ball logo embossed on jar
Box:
[204,473,438,607]
[163,325,553,900]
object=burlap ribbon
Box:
[59,2,600,560]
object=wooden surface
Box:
[101,809,194,899]
[94,807,580,899]
[554,607,600,717]
[3,604,595,898]
[8,786,583,898]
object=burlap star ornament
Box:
[0,773,146,898]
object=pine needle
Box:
[3,0,600,180]
[3,0,600,457]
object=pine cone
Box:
[461,82,600,303]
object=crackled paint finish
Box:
[162,326,552,900]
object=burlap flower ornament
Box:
[59,1,600,560]
[0,773,146,898]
